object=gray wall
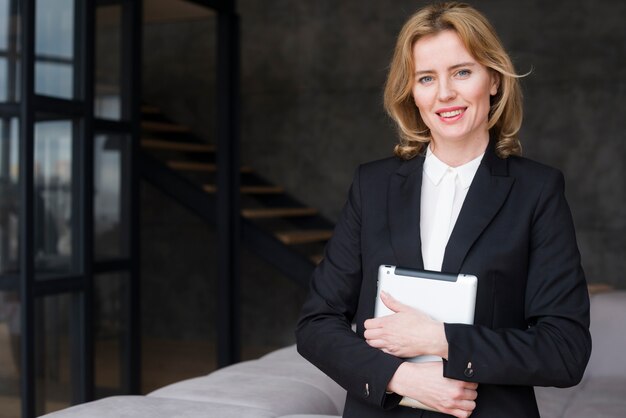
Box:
[140,0,626,348]
[237,0,626,288]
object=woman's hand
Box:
[388,362,478,418]
[363,291,449,359]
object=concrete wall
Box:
[237,0,626,288]
[140,0,626,349]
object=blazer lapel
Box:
[442,146,514,273]
[388,156,425,269]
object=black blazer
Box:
[296,144,591,418]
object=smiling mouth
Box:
[437,108,466,118]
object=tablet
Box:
[375,265,478,410]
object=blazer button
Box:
[464,361,474,378]
[364,383,370,397]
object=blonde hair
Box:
[384,2,524,160]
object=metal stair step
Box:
[167,161,253,173]
[203,184,284,194]
[142,138,216,153]
[142,121,191,133]
[274,230,334,245]
[241,207,318,219]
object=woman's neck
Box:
[429,134,489,167]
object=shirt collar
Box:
[423,145,484,189]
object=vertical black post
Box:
[124,0,143,394]
[19,0,36,415]
[77,0,95,403]
[216,7,241,368]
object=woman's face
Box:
[411,30,498,148]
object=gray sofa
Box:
[41,291,626,418]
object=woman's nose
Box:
[437,79,456,101]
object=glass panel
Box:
[35,293,77,415]
[0,118,21,418]
[0,289,21,418]
[0,0,20,103]
[0,117,19,418]
[34,120,74,276]
[95,5,122,120]
[34,62,73,99]
[94,272,128,397]
[35,0,75,99]
[0,117,19,276]
[94,134,129,260]
[0,58,7,101]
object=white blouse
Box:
[420,147,484,271]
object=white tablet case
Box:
[375,265,478,410]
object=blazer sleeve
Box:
[295,166,404,409]
[443,170,592,387]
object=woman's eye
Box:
[456,69,471,78]
[418,76,433,84]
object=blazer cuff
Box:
[443,323,478,382]
[371,354,405,409]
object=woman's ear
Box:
[490,71,500,96]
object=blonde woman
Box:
[296,3,590,417]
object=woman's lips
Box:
[436,107,467,122]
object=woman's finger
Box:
[363,317,384,330]
[463,382,479,390]
[463,388,478,401]
[448,407,474,418]
[365,338,386,349]
[363,328,384,340]
[442,400,476,418]
[380,291,409,313]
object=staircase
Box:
[139,105,335,287]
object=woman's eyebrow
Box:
[414,62,476,76]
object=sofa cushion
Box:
[211,356,346,414]
[586,291,626,379]
[261,345,301,363]
[279,415,341,418]
[38,395,279,418]
[534,385,580,418]
[148,371,339,416]
[561,377,626,417]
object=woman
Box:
[295,2,591,418]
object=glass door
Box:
[0,0,142,416]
